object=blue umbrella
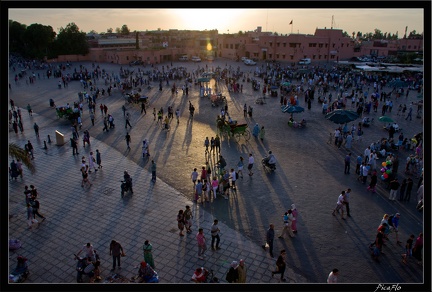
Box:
[325,109,359,124]
[270,85,279,90]
[388,79,407,88]
[284,105,305,113]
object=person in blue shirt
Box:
[356,154,363,175]
[389,213,402,245]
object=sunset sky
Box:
[8,8,424,37]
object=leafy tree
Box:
[120,24,130,35]
[107,27,113,33]
[88,29,97,34]
[9,20,27,54]
[52,22,89,56]
[115,27,121,34]
[9,143,35,174]
[23,23,56,59]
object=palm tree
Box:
[9,143,35,174]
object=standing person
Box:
[243,103,247,117]
[152,107,156,121]
[360,162,369,184]
[33,123,39,137]
[290,204,298,233]
[211,176,219,200]
[103,104,108,116]
[388,178,400,201]
[175,108,180,124]
[151,160,156,182]
[344,188,352,217]
[344,153,351,174]
[142,240,155,268]
[211,219,221,251]
[183,205,193,233]
[27,203,38,229]
[226,261,239,283]
[125,132,131,149]
[96,149,102,169]
[388,213,402,244]
[401,234,415,264]
[204,137,210,153]
[102,117,109,132]
[203,179,210,203]
[405,103,413,121]
[196,228,207,260]
[355,154,363,175]
[327,268,339,283]
[141,101,146,114]
[271,250,287,282]
[88,151,97,173]
[16,159,23,179]
[259,126,265,142]
[109,240,125,272]
[26,140,34,159]
[81,166,92,187]
[90,111,95,126]
[229,168,237,190]
[27,104,33,116]
[177,210,185,236]
[195,179,203,203]
[122,105,126,117]
[252,123,260,138]
[191,168,199,188]
[367,171,378,192]
[237,156,244,179]
[261,223,275,258]
[70,137,79,155]
[412,233,423,265]
[247,153,254,176]
[237,259,247,283]
[125,112,132,129]
[210,137,215,154]
[332,191,346,220]
[214,135,221,154]
[200,166,207,182]
[399,179,407,201]
[76,242,96,260]
[404,177,414,201]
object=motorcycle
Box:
[262,156,276,171]
[74,250,100,283]
[121,178,133,198]
[9,256,29,283]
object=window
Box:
[282,54,286,59]
[276,54,279,59]
[269,42,273,47]
[325,44,328,48]
[414,46,417,49]
[332,43,335,48]
[324,55,327,59]
[313,55,316,59]
[319,43,323,48]
[269,54,272,59]
[319,55,322,59]
[341,43,344,47]
[290,55,294,60]
[330,55,335,59]
[283,43,286,47]
[277,43,280,47]
[235,44,239,49]
[126,56,129,60]
[408,45,411,49]
[289,43,297,48]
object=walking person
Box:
[125,112,132,129]
[142,240,155,268]
[25,140,34,159]
[175,108,180,124]
[412,233,423,265]
[27,103,33,116]
[247,153,254,176]
[88,151,97,173]
[33,123,39,137]
[344,188,352,217]
[151,160,156,182]
[252,123,260,138]
[196,228,207,260]
[399,179,407,201]
[102,117,109,132]
[236,156,244,179]
[226,261,239,283]
[401,234,415,264]
[243,103,247,117]
[81,166,92,187]
[27,203,38,229]
[109,240,125,272]
[211,176,219,200]
[271,250,287,282]
[214,135,221,154]
[90,111,95,126]
[141,102,146,114]
[210,137,215,154]
[125,132,131,149]
[290,204,299,233]
[96,149,102,169]
[278,210,295,239]
[261,223,275,258]
[177,210,185,236]
[405,103,413,121]
[31,198,46,221]
[237,259,247,283]
[344,153,351,174]
[259,126,265,142]
[184,205,193,233]
[332,191,346,220]
[211,219,221,251]
[204,137,210,153]
[367,171,378,192]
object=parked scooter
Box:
[9,256,29,283]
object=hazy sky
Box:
[9,8,424,36]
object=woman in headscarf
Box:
[143,240,155,268]
[252,123,260,138]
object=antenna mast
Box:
[331,15,334,29]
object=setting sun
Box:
[173,9,246,32]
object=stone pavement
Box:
[7,58,426,287]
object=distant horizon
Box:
[9,8,424,37]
